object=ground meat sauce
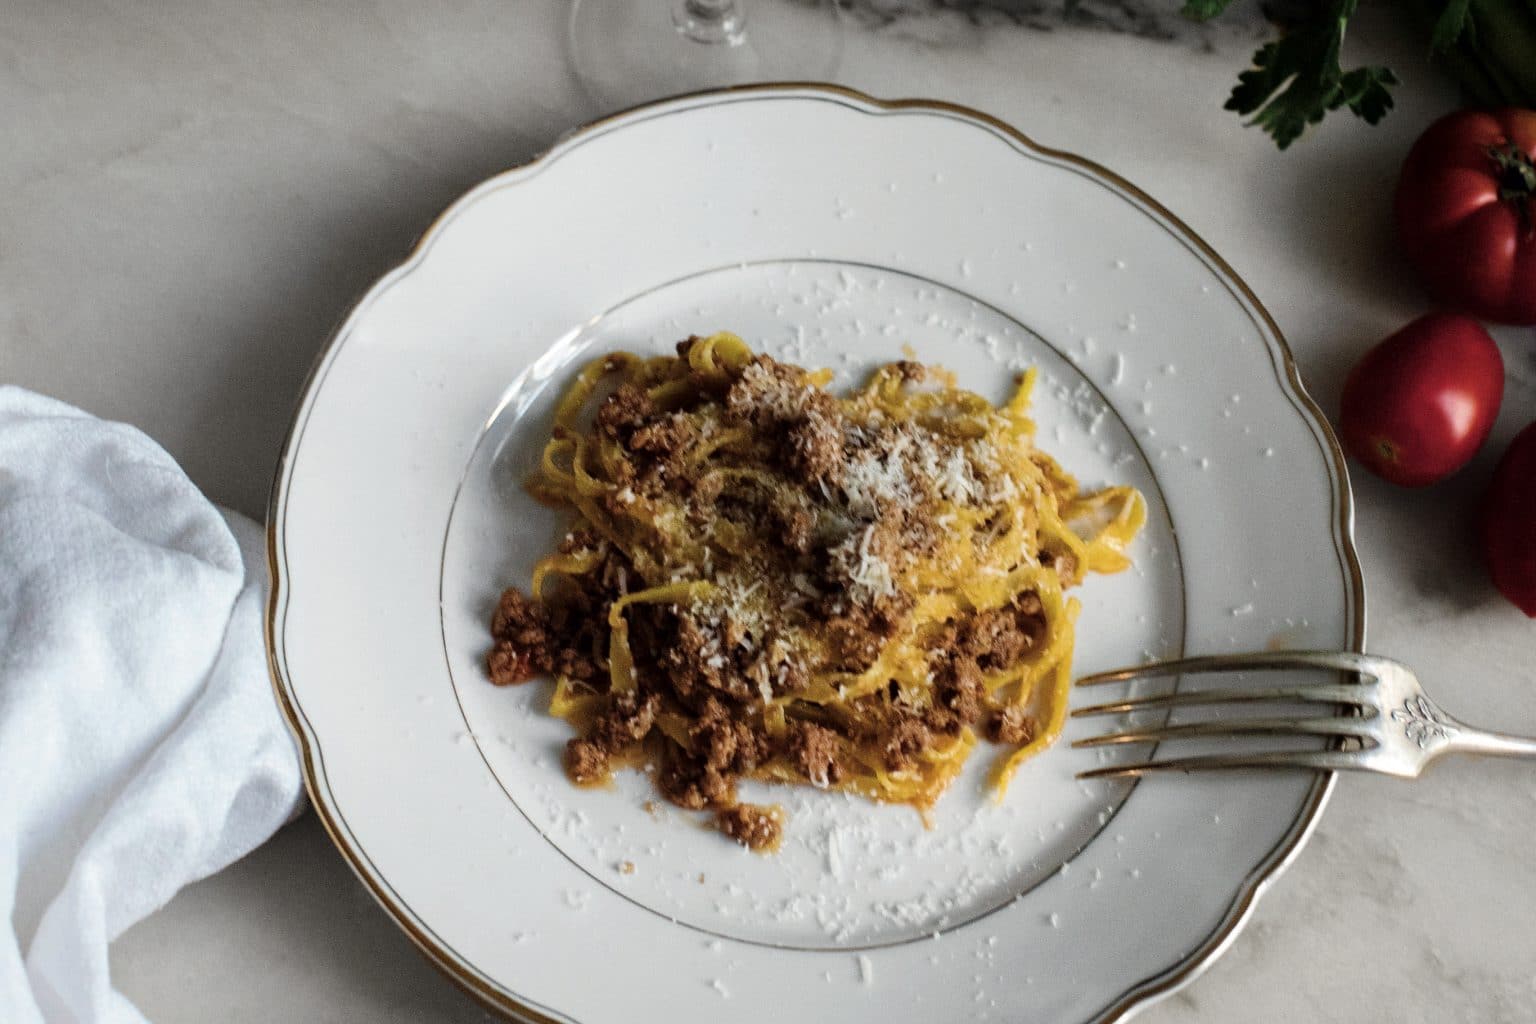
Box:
[715,803,785,852]
[784,721,847,787]
[487,344,1068,848]
[487,589,555,685]
[986,704,1035,746]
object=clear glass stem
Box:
[673,0,747,45]
[568,0,840,112]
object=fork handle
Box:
[1449,727,1536,761]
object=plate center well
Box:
[441,260,1184,949]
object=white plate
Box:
[268,85,1364,1023]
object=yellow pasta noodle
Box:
[486,332,1143,848]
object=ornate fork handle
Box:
[1395,694,1536,762]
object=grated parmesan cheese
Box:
[846,524,895,600]
[937,448,977,503]
[842,450,910,518]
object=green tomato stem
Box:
[1490,145,1536,203]
[1489,143,1536,236]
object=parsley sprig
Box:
[1188,0,1398,149]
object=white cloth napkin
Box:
[0,387,304,1024]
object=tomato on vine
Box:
[1395,109,1536,325]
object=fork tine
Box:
[1072,714,1372,748]
[1071,682,1375,718]
[1076,650,1378,687]
[1076,748,1365,779]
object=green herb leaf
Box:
[1181,0,1234,22]
[1430,0,1473,52]
[1226,41,1291,119]
[1338,66,1398,123]
[1222,0,1400,149]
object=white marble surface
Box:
[6,1,1536,1021]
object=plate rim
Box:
[264,82,1366,1024]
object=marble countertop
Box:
[7,1,1535,1021]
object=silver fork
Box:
[1070,650,1536,780]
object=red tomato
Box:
[1338,313,1504,487]
[1394,108,1536,325]
[1482,422,1536,617]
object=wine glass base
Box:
[569,0,844,112]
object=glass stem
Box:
[673,0,747,45]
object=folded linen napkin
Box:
[0,387,304,1024]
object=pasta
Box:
[486,332,1144,848]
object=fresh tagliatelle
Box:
[486,332,1144,851]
